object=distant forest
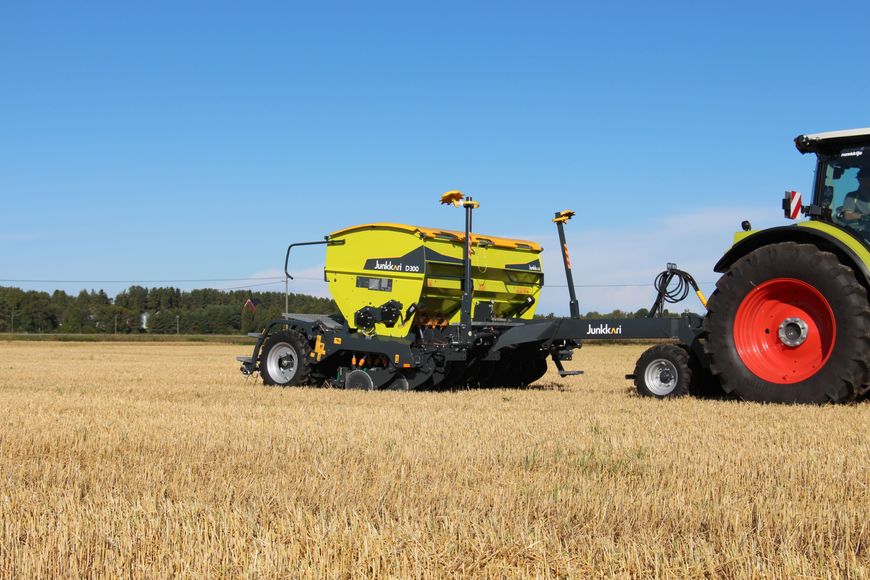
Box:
[0,285,687,335]
[0,286,336,334]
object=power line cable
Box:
[0,276,322,284]
[218,280,290,290]
[0,277,281,283]
[0,276,715,289]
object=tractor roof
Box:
[795,127,870,154]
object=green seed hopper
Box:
[324,223,544,337]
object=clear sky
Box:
[2,0,869,315]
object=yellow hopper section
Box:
[325,223,544,337]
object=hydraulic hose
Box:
[649,265,708,317]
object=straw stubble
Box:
[0,341,867,577]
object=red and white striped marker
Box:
[787,190,802,219]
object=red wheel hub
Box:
[733,278,836,384]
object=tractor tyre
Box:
[633,344,691,398]
[704,242,870,404]
[260,330,312,387]
[686,347,723,399]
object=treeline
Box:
[0,284,693,335]
[0,286,337,334]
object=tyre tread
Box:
[633,344,691,398]
[703,242,870,403]
[260,329,313,387]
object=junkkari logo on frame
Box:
[586,323,622,335]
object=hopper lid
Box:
[329,222,542,252]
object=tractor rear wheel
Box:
[260,330,312,386]
[704,242,870,403]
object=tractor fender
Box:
[714,225,870,290]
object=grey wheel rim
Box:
[266,342,298,384]
[644,358,678,396]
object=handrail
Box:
[283,238,345,314]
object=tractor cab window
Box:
[819,147,870,241]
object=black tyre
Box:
[260,330,312,386]
[686,346,723,399]
[704,242,870,404]
[633,344,691,398]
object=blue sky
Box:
[2,1,869,314]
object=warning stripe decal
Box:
[789,191,802,220]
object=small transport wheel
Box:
[704,242,870,404]
[260,330,312,386]
[633,344,691,398]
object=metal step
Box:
[552,356,582,377]
[247,333,262,338]
[236,356,253,364]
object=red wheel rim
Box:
[733,278,836,384]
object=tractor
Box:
[701,128,870,403]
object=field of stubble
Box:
[0,340,868,578]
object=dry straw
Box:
[0,341,868,577]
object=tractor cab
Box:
[795,128,870,245]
